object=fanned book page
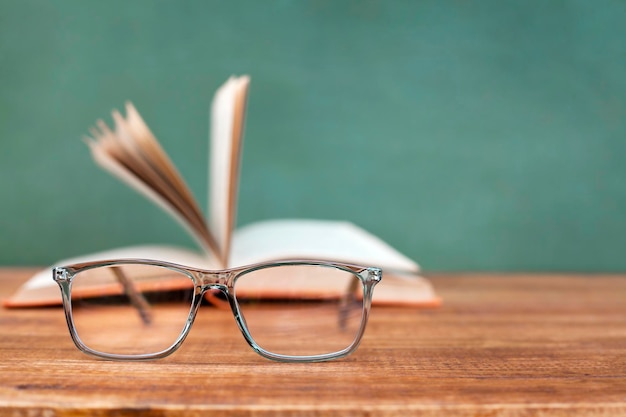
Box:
[4,76,440,309]
[209,76,250,266]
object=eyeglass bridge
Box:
[196,271,233,290]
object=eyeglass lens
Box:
[235,264,365,357]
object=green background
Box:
[1,0,625,271]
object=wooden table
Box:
[0,269,624,416]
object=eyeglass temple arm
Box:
[110,266,153,325]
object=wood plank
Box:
[0,269,624,416]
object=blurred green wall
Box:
[1,0,625,271]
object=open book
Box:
[4,76,440,308]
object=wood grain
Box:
[0,269,624,416]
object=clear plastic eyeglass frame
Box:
[53,259,383,363]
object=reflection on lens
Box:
[234,264,365,357]
[70,264,194,356]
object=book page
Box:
[229,219,438,307]
[230,219,419,271]
[86,139,215,257]
[120,103,213,251]
[85,105,220,259]
[2,245,214,308]
[208,76,250,267]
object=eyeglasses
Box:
[53,259,382,362]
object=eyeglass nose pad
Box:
[196,271,233,310]
[204,289,231,310]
